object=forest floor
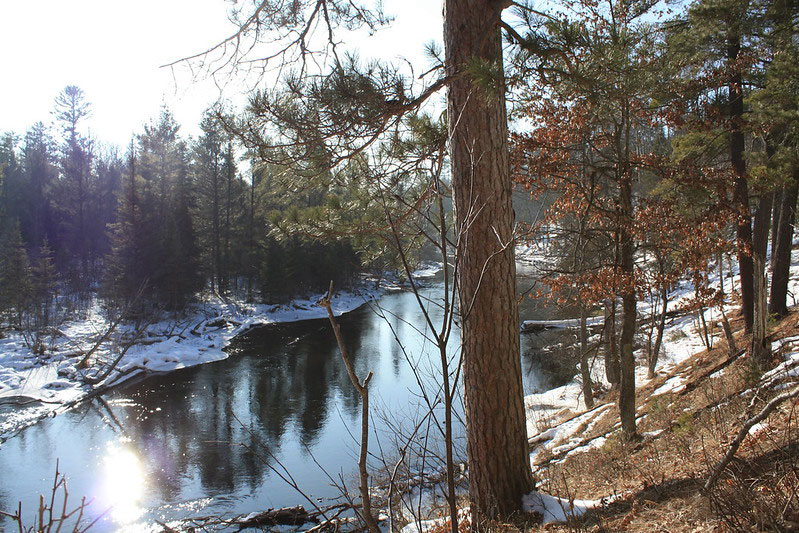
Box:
[515,306,799,532]
[496,260,799,532]
[409,325,799,532]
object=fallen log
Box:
[236,505,316,528]
[677,348,746,397]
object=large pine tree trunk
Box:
[618,176,637,439]
[444,0,534,521]
[771,187,783,270]
[769,172,798,317]
[729,34,754,332]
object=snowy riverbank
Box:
[0,262,449,440]
[0,286,383,440]
[405,244,799,531]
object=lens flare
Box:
[100,444,147,524]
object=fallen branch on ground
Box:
[678,348,747,397]
[704,383,799,491]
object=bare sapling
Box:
[718,253,738,356]
[379,150,461,533]
[0,459,102,532]
[579,306,594,409]
[319,281,380,533]
[647,252,669,379]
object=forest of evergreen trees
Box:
[0,85,364,329]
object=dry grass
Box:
[525,310,799,532]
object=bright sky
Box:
[0,1,443,148]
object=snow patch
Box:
[0,285,382,438]
[522,491,601,524]
[653,375,686,396]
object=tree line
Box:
[0,86,365,329]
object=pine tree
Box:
[20,123,58,252]
[751,0,799,318]
[192,111,225,293]
[105,142,147,309]
[161,140,202,308]
[0,221,33,327]
[53,85,94,287]
[665,0,764,332]
[30,240,58,338]
[137,108,201,308]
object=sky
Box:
[0,0,443,149]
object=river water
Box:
[0,268,576,531]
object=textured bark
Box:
[605,299,620,386]
[751,191,773,365]
[580,307,594,409]
[770,186,783,271]
[729,34,754,332]
[752,191,773,265]
[647,285,668,379]
[444,0,534,521]
[721,308,738,356]
[769,173,799,317]
[751,254,771,368]
[618,176,637,439]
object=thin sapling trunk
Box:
[319,282,380,533]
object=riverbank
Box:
[401,243,799,531]
[0,284,384,440]
[522,310,799,530]
[0,260,450,440]
[512,247,799,529]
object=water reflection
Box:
[0,280,578,530]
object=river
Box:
[0,267,577,531]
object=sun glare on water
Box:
[99,444,147,525]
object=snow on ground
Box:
[521,291,712,466]
[523,238,799,481]
[399,490,603,532]
[653,374,687,396]
[522,491,603,524]
[411,261,444,279]
[516,241,549,265]
[0,284,384,440]
[0,261,452,440]
[400,489,603,532]
[521,316,604,331]
[527,402,612,468]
